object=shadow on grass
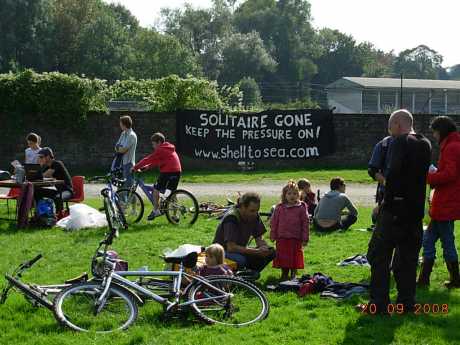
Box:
[341,288,460,345]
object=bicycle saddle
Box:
[164,252,198,268]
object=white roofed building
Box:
[326,77,460,114]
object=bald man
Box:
[363,109,432,314]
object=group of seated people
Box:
[200,177,358,281]
[14,132,74,219]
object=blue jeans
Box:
[422,220,458,262]
[122,163,134,189]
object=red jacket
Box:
[270,201,309,242]
[427,131,460,221]
[133,142,182,173]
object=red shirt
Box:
[133,142,182,173]
[270,201,309,242]
[427,131,460,221]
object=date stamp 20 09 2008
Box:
[361,303,449,315]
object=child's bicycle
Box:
[52,221,269,333]
[116,171,199,226]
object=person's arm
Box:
[269,205,280,241]
[368,142,383,180]
[344,195,358,216]
[300,203,309,243]
[133,151,160,171]
[42,168,54,178]
[427,146,459,187]
[226,241,267,256]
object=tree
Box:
[219,31,277,83]
[448,65,460,80]
[238,77,262,108]
[129,29,201,79]
[0,0,52,72]
[393,45,444,79]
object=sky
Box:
[105,0,459,67]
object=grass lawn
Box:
[79,167,372,184]
[1,198,459,345]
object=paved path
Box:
[83,181,377,206]
[1,182,376,206]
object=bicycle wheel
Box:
[164,189,199,225]
[4,275,54,310]
[53,282,138,333]
[187,276,269,326]
[116,189,144,224]
[104,197,122,231]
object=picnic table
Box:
[0,179,64,228]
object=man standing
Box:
[364,109,431,313]
[115,116,137,188]
[213,192,276,274]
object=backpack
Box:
[36,198,56,227]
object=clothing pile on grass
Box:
[267,273,369,299]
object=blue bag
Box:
[37,198,55,217]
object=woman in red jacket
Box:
[418,116,460,288]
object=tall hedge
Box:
[0,71,227,130]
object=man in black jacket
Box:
[363,109,432,314]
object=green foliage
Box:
[0,69,109,128]
[394,45,445,79]
[110,75,223,112]
[238,77,262,108]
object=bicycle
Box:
[88,169,128,232]
[53,225,270,333]
[116,172,199,226]
[0,254,88,311]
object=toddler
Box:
[271,180,309,281]
[195,244,233,277]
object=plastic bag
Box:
[57,203,107,230]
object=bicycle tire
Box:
[53,282,138,333]
[187,276,269,327]
[4,275,54,310]
[104,197,123,231]
[164,189,199,226]
[114,198,128,229]
[116,189,144,224]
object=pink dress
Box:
[270,202,309,269]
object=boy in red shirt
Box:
[132,132,182,220]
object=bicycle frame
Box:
[99,263,232,312]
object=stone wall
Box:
[1,111,457,172]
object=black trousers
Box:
[34,188,72,212]
[367,209,423,312]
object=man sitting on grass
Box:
[213,192,276,274]
[132,132,181,221]
[313,177,358,232]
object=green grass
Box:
[79,167,371,184]
[1,198,459,345]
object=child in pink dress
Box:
[270,181,309,281]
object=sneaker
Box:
[147,209,162,221]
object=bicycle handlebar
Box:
[25,254,42,268]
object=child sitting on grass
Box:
[195,244,233,277]
[298,178,317,216]
[271,180,309,281]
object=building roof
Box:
[327,77,460,90]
